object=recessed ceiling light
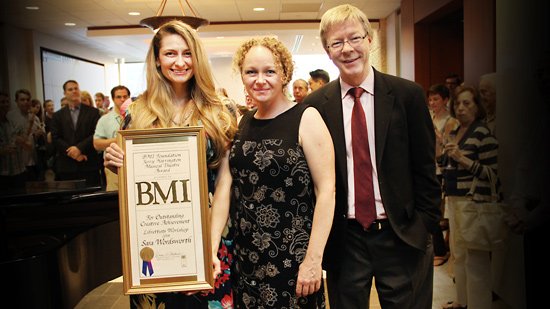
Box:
[64,22,76,26]
[216,36,225,39]
[253,8,265,12]
[25,6,40,10]
[128,12,140,16]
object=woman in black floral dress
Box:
[211,37,336,308]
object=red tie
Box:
[350,87,376,229]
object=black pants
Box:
[332,222,434,309]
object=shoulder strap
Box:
[121,113,132,130]
[468,169,499,202]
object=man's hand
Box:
[66,146,82,160]
[75,154,88,162]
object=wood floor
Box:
[76,261,461,309]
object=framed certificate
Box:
[117,127,214,295]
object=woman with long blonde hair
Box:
[105,20,236,308]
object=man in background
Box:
[60,96,69,109]
[93,85,130,191]
[7,89,44,182]
[444,73,462,95]
[292,79,309,103]
[309,68,330,92]
[51,80,101,187]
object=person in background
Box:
[94,92,108,115]
[303,4,441,308]
[428,84,459,267]
[60,97,69,109]
[211,36,335,308]
[478,73,497,135]
[444,73,462,111]
[51,80,101,187]
[42,99,56,175]
[93,85,130,191]
[81,90,95,107]
[30,98,47,180]
[309,68,330,92]
[293,78,309,103]
[441,86,499,309]
[103,20,237,308]
[243,90,257,110]
[43,99,55,134]
[445,73,462,96]
[7,89,44,183]
[0,91,27,188]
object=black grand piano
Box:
[1,180,121,308]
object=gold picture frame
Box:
[117,127,213,294]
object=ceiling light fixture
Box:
[64,22,76,26]
[253,8,265,12]
[128,12,141,16]
[25,6,39,10]
[140,0,209,31]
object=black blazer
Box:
[51,104,101,174]
[303,69,441,271]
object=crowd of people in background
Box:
[0,83,114,189]
[0,60,332,192]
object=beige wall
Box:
[1,23,111,106]
[2,24,35,107]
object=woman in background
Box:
[441,86,500,309]
[81,90,95,108]
[30,98,47,180]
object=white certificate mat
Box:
[117,127,213,295]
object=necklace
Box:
[171,103,195,126]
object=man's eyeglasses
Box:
[327,35,367,51]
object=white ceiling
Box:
[0,0,401,63]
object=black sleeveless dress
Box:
[229,103,325,308]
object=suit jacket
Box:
[51,104,101,174]
[303,68,441,271]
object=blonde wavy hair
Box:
[129,20,236,169]
[81,90,95,107]
[232,36,294,90]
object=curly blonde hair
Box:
[129,20,236,169]
[232,36,294,89]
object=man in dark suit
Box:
[51,80,101,187]
[303,5,441,309]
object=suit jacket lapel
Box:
[373,69,394,167]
